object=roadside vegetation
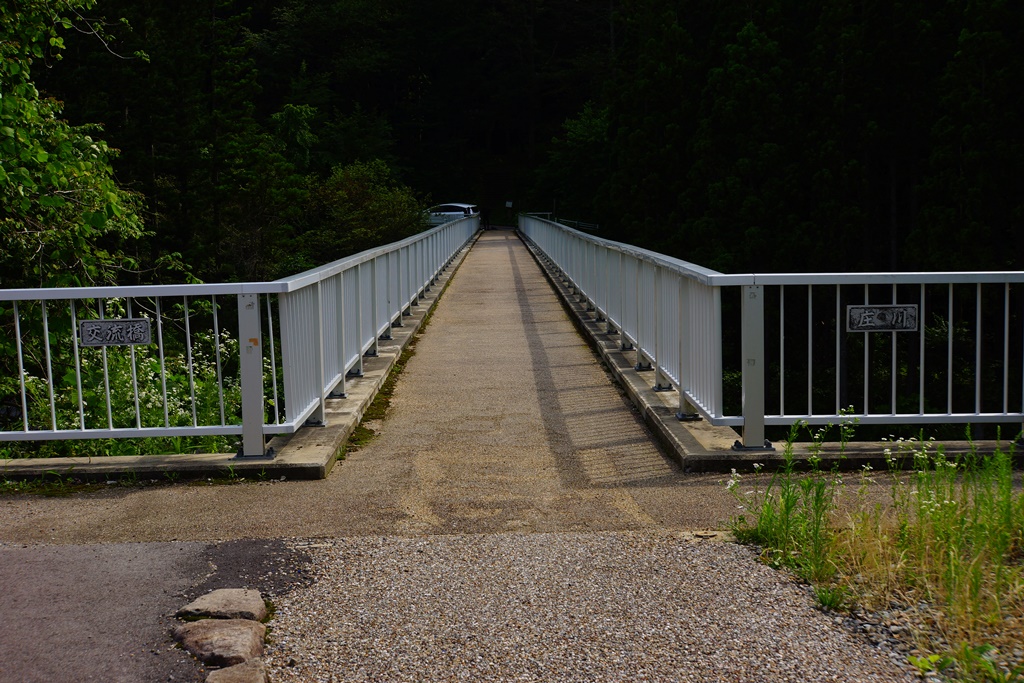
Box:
[729,422,1024,682]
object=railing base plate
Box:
[677,413,703,422]
[732,440,775,452]
[234,446,276,460]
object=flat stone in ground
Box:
[178,588,268,621]
[174,619,266,667]
[205,660,270,683]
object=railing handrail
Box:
[274,218,475,290]
[523,217,1024,287]
[0,219,475,302]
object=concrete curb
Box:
[0,232,482,482]
[517,231,1022,473]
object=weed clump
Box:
[729,423,1024,682]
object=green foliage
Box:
[949,643,1024,683]
[729,421,847,583]
[812,584,849,611]
[908,652,955,676]
[0,0,144,288]
[0,300,242,458]
[536,102,610,222]
[278,159,426,275]
[733,425,1024,678]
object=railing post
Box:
[654,265,671,390]
[676,276,699,420]
[237,293,268,457]
[369,256,381,352]
[738,284,769,450]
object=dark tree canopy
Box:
[17,0,1024,284]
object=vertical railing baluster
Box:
[807,285,813,416]
[41,301,57,430]
[780,285,786,416]
[835,286,841,415]
[370,256,380,355]
[334,274,347,399]
[891,284,897,416]
[128,298,142,429]
[156,297,169,428]
[13,301,29,431]
[212,295,225,425]
[354,263,364,376]
[948,284,954,414]
[97,301,113,430]
[1003,283,1010,414]
[184,296,198,427]
[864,284,870,416]
[919,284,926,415]
[64,301,79,431]
[976,283,982,415]
[265,295,280,424]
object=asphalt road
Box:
[0,539,312,683]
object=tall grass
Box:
[730,427,1024,682]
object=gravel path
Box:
[265,532,914,682]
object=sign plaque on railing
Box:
[846,305,919,332]
[79,318,152,347]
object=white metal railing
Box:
[0,217,479,456]
[519,215,1024,448]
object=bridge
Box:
[2,216,1023,478]
[2,220,1023,681]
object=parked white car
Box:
[427,203,479,226]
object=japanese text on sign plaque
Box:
[846,305,919,333]
[79,319,152,347]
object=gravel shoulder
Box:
[265,532,916,683]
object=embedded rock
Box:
[173,619,266,667]
[206,660,270,683]
[177,588,268,622]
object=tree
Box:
[0,0,144,289]
[279,159,426,275]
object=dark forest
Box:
[4,0,1023,288]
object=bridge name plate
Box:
[846,305,918,332]
[79,318,152,347]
